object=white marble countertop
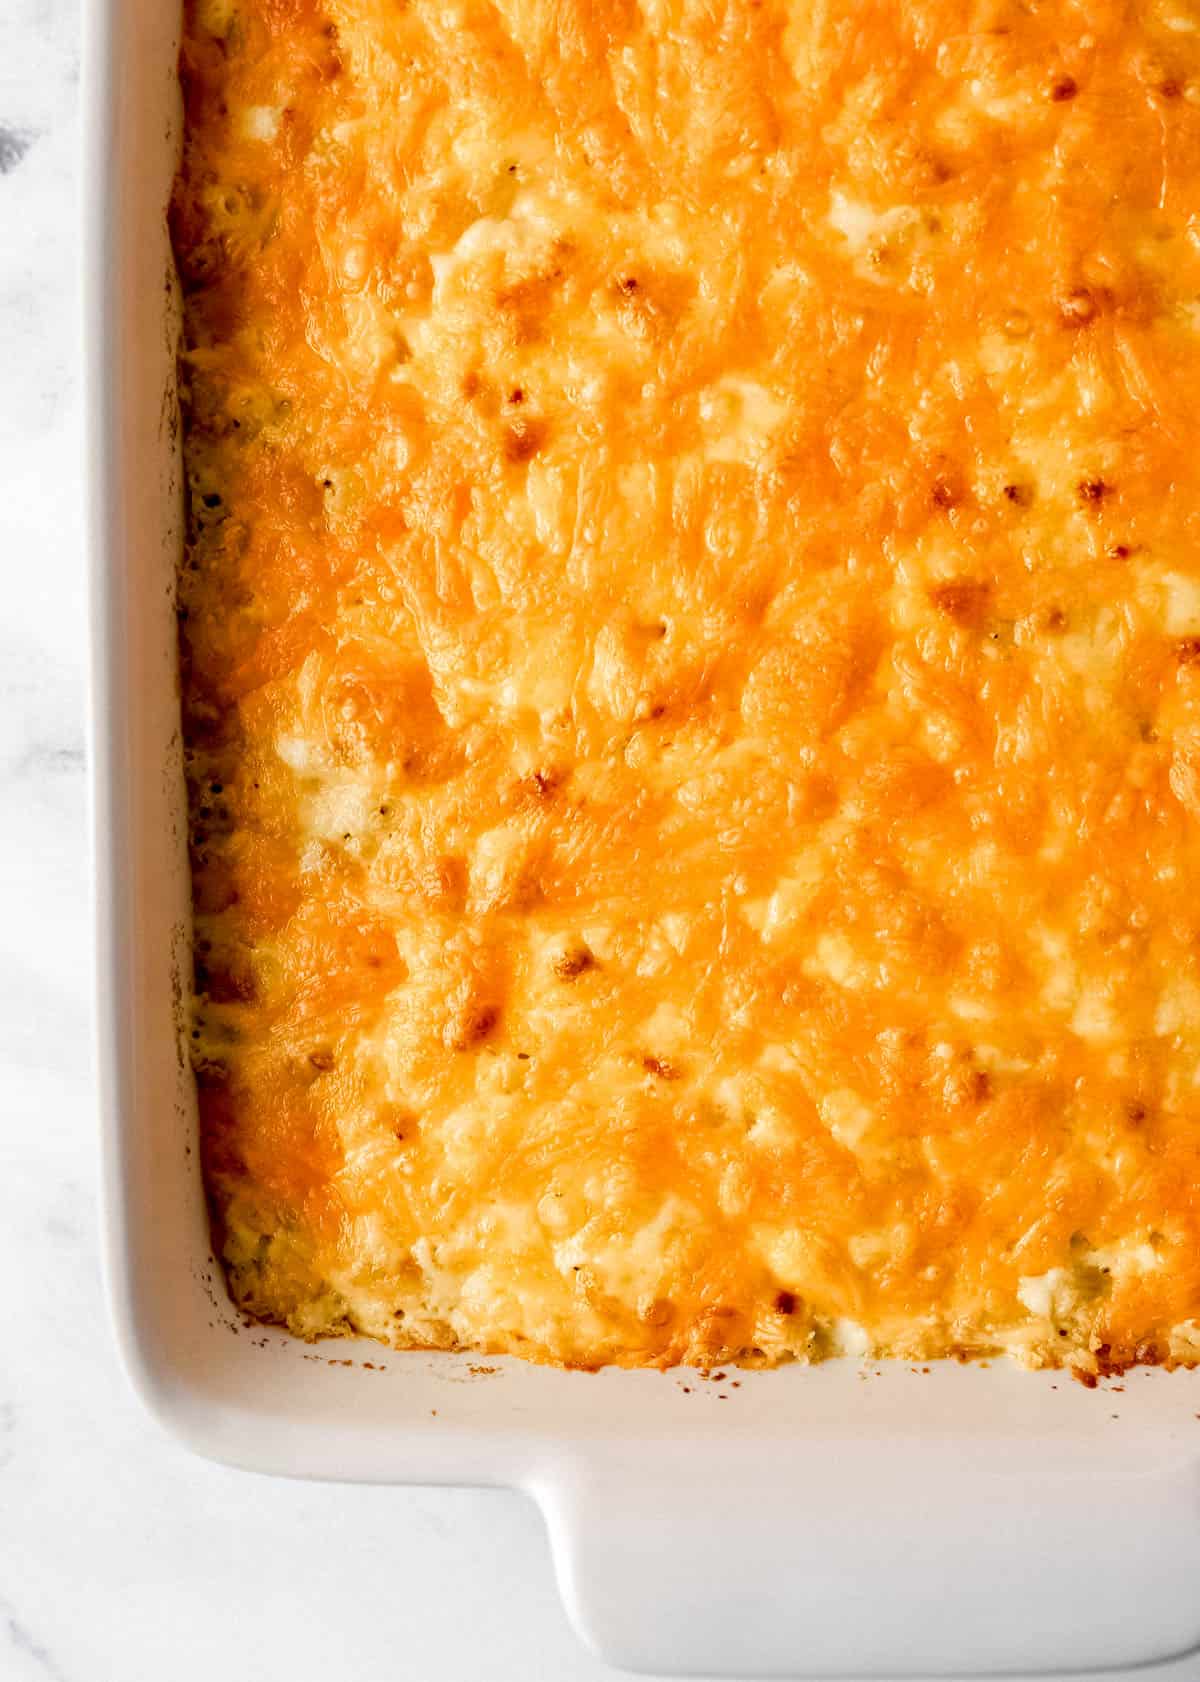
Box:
[3,6,1200,1681]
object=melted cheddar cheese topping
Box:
[176,0,1200,1374]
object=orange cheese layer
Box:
[175,0,1200,1372]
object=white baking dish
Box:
[85,2,1200,1673]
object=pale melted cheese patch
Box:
[827,190,919,270]
[819,1089,874,1151]
[240,104,283,141]
[1017,1268,1072,1320]
[698,376,789,465]
[1157,571,1200,636]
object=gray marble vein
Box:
[1,1594,73,1682]
[0,126,36,174]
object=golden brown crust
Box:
[176,0,1200,1375]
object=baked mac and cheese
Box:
[174,0,1200,1376]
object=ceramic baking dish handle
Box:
[535,1439,1200,1677]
